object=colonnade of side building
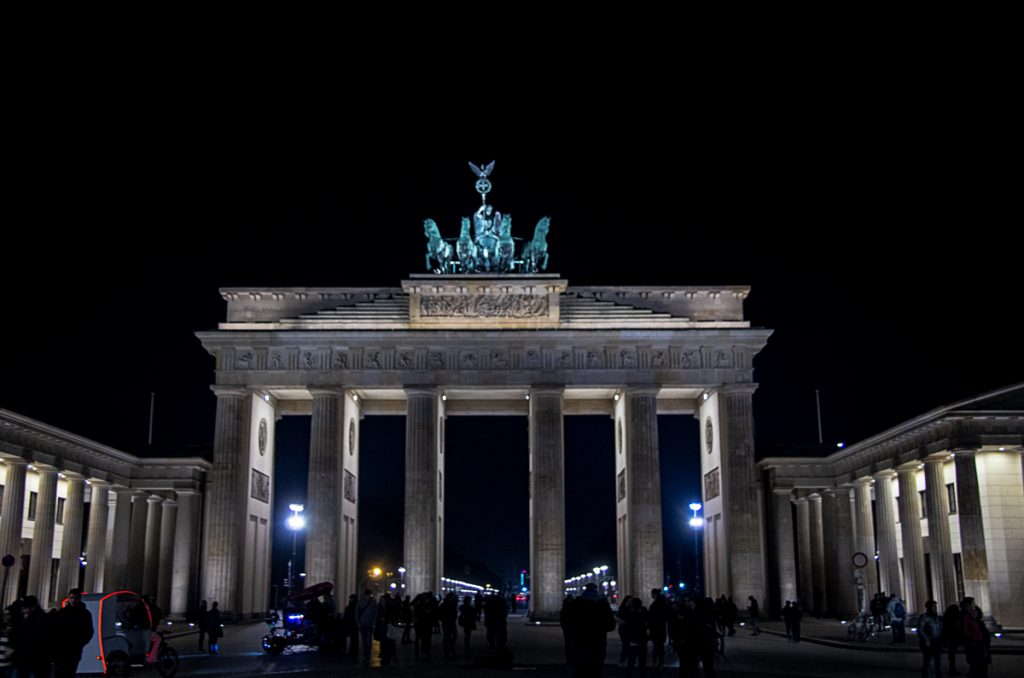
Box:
[761,385,1024,626]
[0,411,207,614]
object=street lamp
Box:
[287,503,305,591]
[688,502,703,595]
[398,566,406,591]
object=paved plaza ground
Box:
[159,612,1024,677]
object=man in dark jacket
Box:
[53,588,95,678]
[15,596,55,678]
[566,583,615,678]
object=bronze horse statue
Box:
[423,219,453,273]
[520,217,550,273]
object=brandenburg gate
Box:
[196,164,772,619]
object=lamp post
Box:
[287,503,305,591]
[398,566,406,592]
[688,502,703,595]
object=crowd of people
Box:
[0,588,94,678]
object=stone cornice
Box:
[0,410,210,486]
[757,383,1024,490]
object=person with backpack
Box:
[890,596,907,644]
[919,600,943,677]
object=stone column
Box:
[772,489,798,607]
[623,387,663,600]
[954,452,991,612]
[404,387,441,596]
[0,460,27,605]
[105,488,133,591]
[56,475,85,599]
[853,478,879,603]
[202,387,250,616]
[157,498,177,612]
[27,468,58,605]
[306,388,342,587]
[794,497,813,610]
[171,490,201,617]
[873,471,901,598]
[809,494,827,616]
[924,458,957,608]
[896,466,927,612]
[832,486,858,615]
[720,385,764,601]
[127,491,149,593]
[528,387,565,620]
[142,495,163,596]
[821,491,839,615]
[83,481,110,592]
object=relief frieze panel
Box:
[420,294,549,318]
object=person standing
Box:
[747,596,760,636]
[196,600,209,652]
[942,603,962,676]
[53,588,94,678]
[566,582,615,678]
[919,600,943,678]
[459,595,477,656]
[648,589,668,668]
[13,596,51,678]
[206,601,223,654]
[356,589,377,663]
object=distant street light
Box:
[287,504,305,591]
[688,502,703,594]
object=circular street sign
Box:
[1,554,14,568]
[852,551,869,568]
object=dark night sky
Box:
[3,74,1020,596]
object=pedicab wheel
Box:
[106,651,131,676]
[263,634,287,655]
[157,645,179,677]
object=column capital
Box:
[210,385,249,399]
[793,496,809,505]
[31,465,58,476]
[530,385,566,397]
[146,495,164,505]
[162,498,178,508]
[86,479,112,487]
[772,487,794,498]
[854,476,874,487]
[404,385,440,397]
[896,463,921,476]
[925,454,952,465]
[309,387,344,398]
[872,469,897,481]
[0,458,29,467]
[720,383,759,397]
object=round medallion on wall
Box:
[705,417,714,454]
[349,419,356,455]
[258,418,267,456]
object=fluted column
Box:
[832,487,858,615]
[202,386,250,616]
[127,491,149,593]
[529,387,565,620]
[306,388,342,586]
[821,491,839,615]
[404,387,441,596]
[896,467,927,612]
[56,475,85,599]
[853,478,879,604]
[141,495,163,596]
[171,490,200,617]
[27,468,58,605]
[105,488,133,591]
[83,482,110,592]
[0,460,28,606]
[873,471,901,598]
[795,497,813,610]
[954,452,991,612]
[924,458,956,608]
[720,385,763,601]
[809,494,827,616]
[156,499,177,612]
[772,490,798,607]
[624,387,663,600]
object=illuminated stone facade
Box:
[759,384,1024,625]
